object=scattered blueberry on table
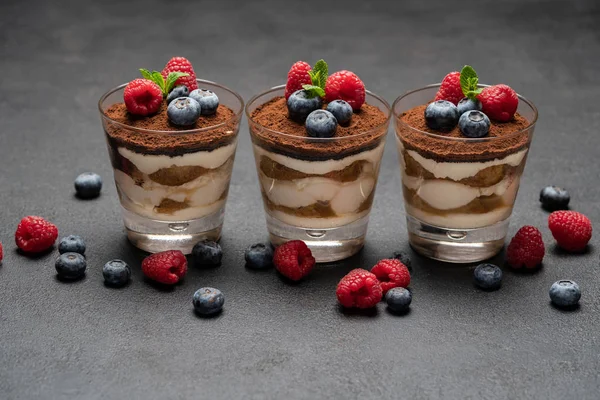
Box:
[58,235,86,255]
[245,243,274,269]
[193,287,225,316]
[192,240,223,267]
[385,287,412,313]
[103,259,131,287]
[539,186,570,211]
[549,280,581,308]
[473,263,502,291]
[74,172,102,199]
[55,252,86,280]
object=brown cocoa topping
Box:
[259,156,371,183]
[250,97,389,160]
[397,104,532,162]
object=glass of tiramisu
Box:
[98,57,243,254]
[393,66,538,263]
[247,60,391,262]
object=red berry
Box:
[0,242,3,263]
[123,78,163,116]
[285,61,312,100]
[506,226,545,269]
[273,240,315,281]
[336,268,383,309]
[15,216,58,253]
[141,250,188,285]
[434,72,462,105]
[161,56,198,91]
[548,211,592,252]
[325,70,366,110]
[478,84,518,122]
[370,259,411,294]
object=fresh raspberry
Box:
[477,84,518,122]
[123,79,163,116]
[15,216,58,253]
[336,269,383,308]
[273,240,315,281]
[141,250,188,285]
[161,56,198,91]
[370,259,411,294]
[325,70,366,110]
[434,71,462,105]
[548,211,592,252]
[506,226,545,269]
[284,61,312,100]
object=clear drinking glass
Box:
[393,84,538,263]
[98,79,244,254]
[246,85,391,262]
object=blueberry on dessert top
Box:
[459,110,490,138]
[305,110,337,138]
[167,85,189,104]
[326,100,353,125]
[167,97,202,126]
[190,89,219,115]
[457,97,482,115]
[424,100,459,132]
[287,90,322,123]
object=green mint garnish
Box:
[139,69,189,98]
[460,65,483,100]
[304,59,328,98]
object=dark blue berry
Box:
[189,88,219,115]
[385,287,412,313]
[473,263,502,290]
[193,287,224,316]
[245,243,274,269]
[424,100,459,132]
[326,100,353,125]
[305,110,337,138]
[458,110,491,138]
[55,252,86,280]
[166,85,189,104]
[539,186,570,211]
[58,235,86,255]
[167,97,201,126]
[103,259,131,287]
[392,251,412,272]
[457,97,482,115]
[549,280,581,308]
[287,90,322,123]
[192,240,222,267]
[74,172,102,199]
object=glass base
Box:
[121,206,224,254]
[266,213,369,263]
[406,215,509,263]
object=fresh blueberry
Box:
[457,97,482,115]
[189,88,219,115]
[550,280,581,308]
[55,252,86,280]
[385,287,412,313]
[458,110,491,138]
[245,243,274,269]
[539,186,570,211]
[287,90,322,123]
[74,172,102,199]
[193,287,225,316]
[166,85,189,104]
[167,97,201,126]
[326,100,353,125]
[103,259,131,287]
[391,251,412,272]
[424,100,459,132]
[473,263,502,290]
[58,235,86,255]
[305,110,337,138]
[192,240,222,267]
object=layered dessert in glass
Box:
[393,66,538,262]
[98,57,243,254]
[247,60,391,262]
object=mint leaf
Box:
[139,69,153,80]
[151,71,165,92]
[312,59,328,89]
[165,72,189,94]
[460,65,480,100]
[302,84,326,98]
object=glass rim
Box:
[97,78,245,135]
[245,84,392,142]
[392,83,538,142]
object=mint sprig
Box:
[460,65,482,100]
[140,69,189,98]
[303,59,328,98]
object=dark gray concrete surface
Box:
[1,0,599,398]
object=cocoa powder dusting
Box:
[249,97,390,160]
[397,104,533,162]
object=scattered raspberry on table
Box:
[15,216,58,253]
[142,250,188,285]
[336,268,383,309]
[370,259,411,294]
[506,225,545,269]
[273,240,315,281]
[548,211,592,252]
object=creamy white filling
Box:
[252,141,384,175]
[405,204,512,229]
[118,141,237,175]
[269,209,370,229]
[120,195,225,222]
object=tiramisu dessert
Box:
[98,57,243,253]
[247,60,391,262]
[394,66,538,262]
